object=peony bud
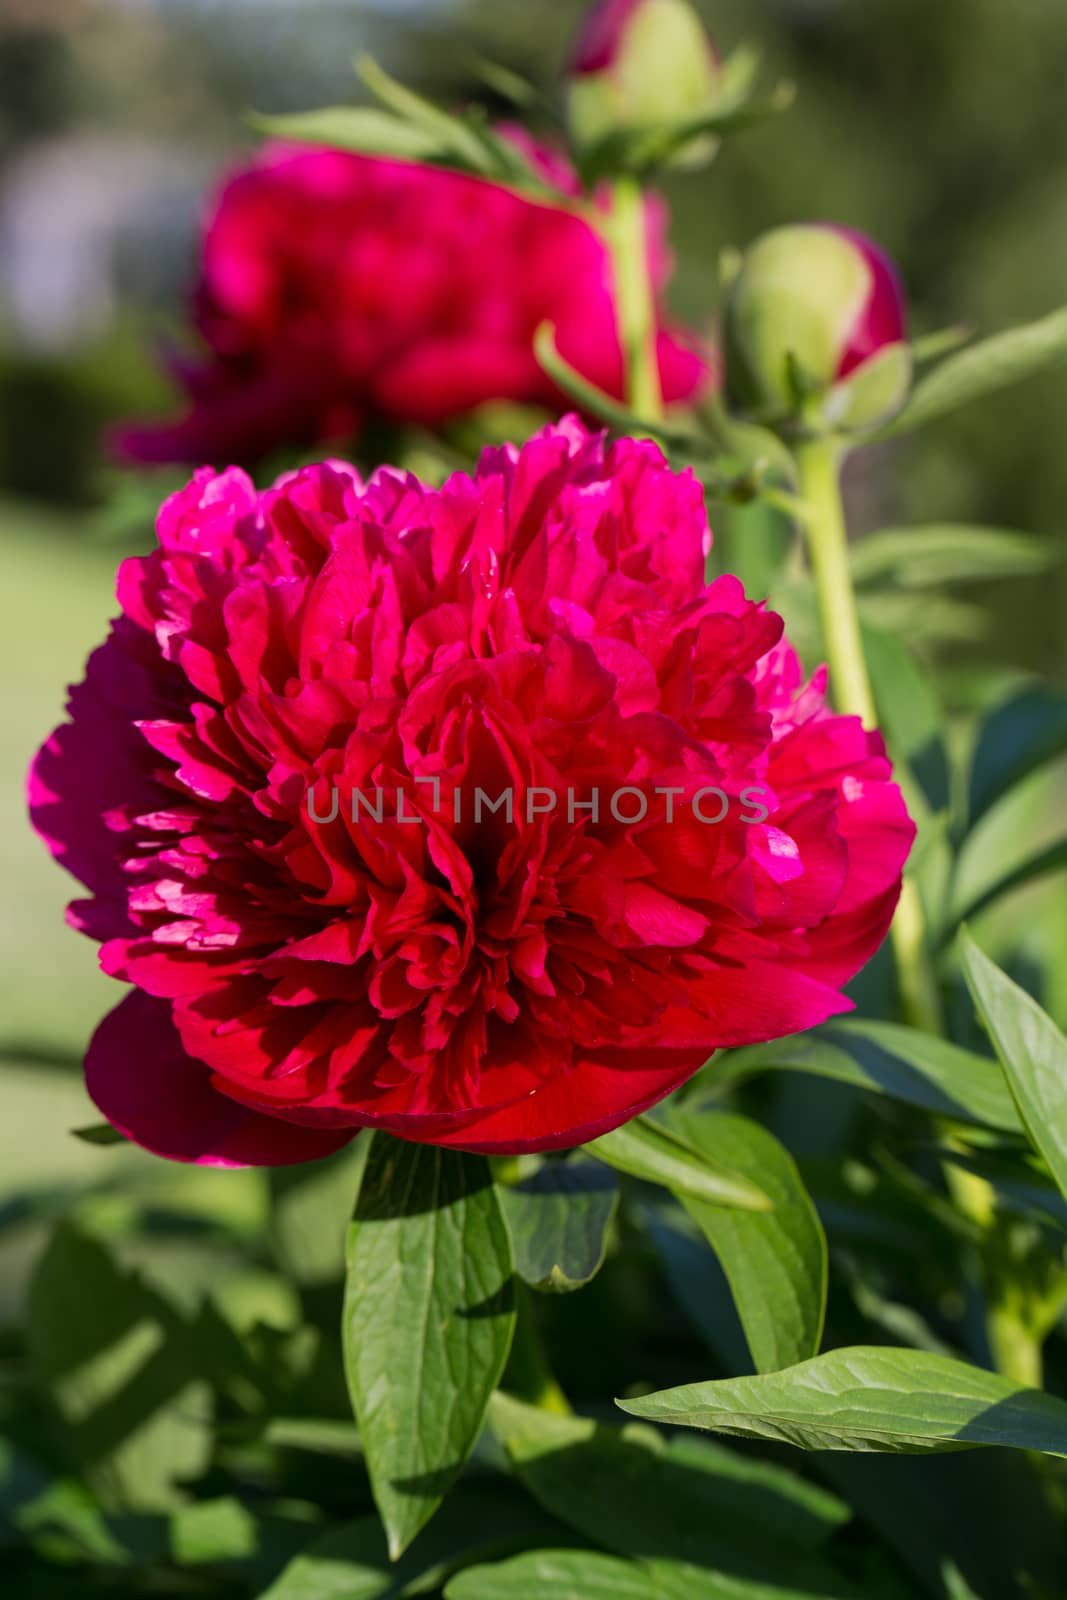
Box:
[566,0,720,160]
[724,224,912,433]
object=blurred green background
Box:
[2,0,1067,1286]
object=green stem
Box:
[793,437,876,726]
[794,437,1048,1385]
[608,177,664,422]
[793,435,942,1036]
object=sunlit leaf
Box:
[705,1019,1021,1132]
[669,1110,827,1372]
[343,1137,516,1558]
[959,930,1067,1203]
[878,305,1067,437]
[618,1346,1067,1457]
[26,1225,212,1511]
[588,1117,771,1211]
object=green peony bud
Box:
[724,224,913,434]
[566,0,720,163]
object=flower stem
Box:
[608,176,664,422]
[793,435,941,1035]
[793,437,876,726]
[793,436,1053,1385]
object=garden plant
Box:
[10,2,1067,1597]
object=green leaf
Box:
[959,930,1067,1203]
[938,1141,1067,1231]
[910,325,972,364]
[259,1487,558,1600]
[449,1546,861,1600]
[617,1346,1067,1457]
[532,324,677,440]
[967,685,1067,828]
[668,1110,827,1372]
[343,1136,516,1558]
[248,107,446,163]
[878,304,1067,438]
[861,624,950,815]
[950,833,1067,928]
[533,328,793,512]
[850,525,1057,589]
[496,1158,618,1293]
[588,1116,771,1212]
[355,54,496,174]
[270,1138,369,1287]
[581,80,796,183]
[264,1417,363,1459]
[169,1497,257,1566]
[13,1475,129,1566]
[706,1018,1021,1132]
[639,1203,752,1375]
[489,1394,848,1577]
[26,1224,212,1512]
[0,1437,51,1532]
[70,1122,128,1147]
[446,1550,666,1600]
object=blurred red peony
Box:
[115,139,711,466]
[31,420,913,1164]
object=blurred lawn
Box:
[0,500,128,1276]
[0,499,119,1058]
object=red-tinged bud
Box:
[724,223,912,433]
[567,0,720,161]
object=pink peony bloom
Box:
[31,420,912,1164]
[115,140,711,466]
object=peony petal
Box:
[86,992,355,1167]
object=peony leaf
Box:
[959,930,1067,1204]
[258,1486,559,1600]
[966,685,1067,829]
[496,1157,618,1293]
[667,1110,827,1372]
[949,834,1067,930]
[850,525,1057,589]
[618,1346,1067,1457]
[169,1497,257,1566]
[588,1116,771,1212]
[910,324,972,363]
[70,1122,128,1146]
[533,324,680,440]
[269,1137,369,1287]
[707,1018,1021,1133]
[579,78,796,185]
[446,1548,857,1600]
[533,325,792,509]
[862,624,950,816]
[938,1141,1067,1232]
[488,1393,848,1577]
[248,106,447,162]
[26,1224,212,1511]
[446,1550,679,1600]
[877,304,1067,438]
[343,1136,516,1559]
[354,53,498,174]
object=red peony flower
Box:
[115,139,711,466]
[31,420,913,1164]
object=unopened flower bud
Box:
[566,0,720,159]
[724,224,912,433]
